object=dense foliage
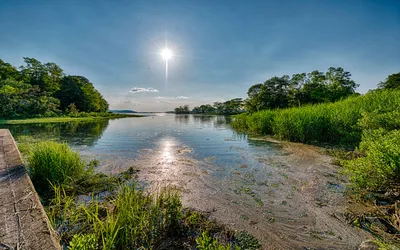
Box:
[378,72,400,90]
[177,67,359,115]
[232,89,400,146]
[175,104,191,114]
[342,129,400,194]
[0,58,108,118]
[245,67,358,112]
[176,98,244,115]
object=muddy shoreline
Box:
[89,140,369,249]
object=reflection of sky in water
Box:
[3,115,281,171]
[89,115,280,170]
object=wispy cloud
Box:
[156,100,171,103]
[123,100,141,106]
[155,96,189,100]
[129,87,159,93]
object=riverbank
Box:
[21,140,260,249]
[231,89,400,247]
[0,113,143,125]
[8,114,398,248]
[114,138,371,249]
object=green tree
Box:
[174,105,190,114]
[0,79,59,118]
[20,57,64,94]
[56,76,108,113]
[0,57,109,118]
[245,76,292,112]
[245,83,265,112]
[245,67,358,112]
[0,59,20,83]
[301,70,329,104]
[378,72,400,89]
[325,67,358,102]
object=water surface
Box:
[1,115,366,249]
[3,114,279,174]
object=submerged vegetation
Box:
[25,141,260,249]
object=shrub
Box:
[67,234,97,250]
[28,141,86,193]
[196,231,232,250]
[359,110,400,131]
[342,129,400,193]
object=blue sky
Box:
[1,0,399,111]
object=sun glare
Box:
[161,48,173,61]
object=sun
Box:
[161,48,173,61]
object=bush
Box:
[342,129,400,193]
[28,141,86,193]
[196,231,232,250]
[359,110,400,131]
[67,234,97,250]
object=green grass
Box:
[25,141,260,249]
[28,141,87,194]
[0,113,142,125]
[232,89,400,245]
[232,89,400,147]
[48,184,260,249]
[26,141,133,198]
[342,129,400,194]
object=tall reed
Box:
[232,89,400,146]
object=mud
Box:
[92,140,369,249]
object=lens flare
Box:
[161,48,173,61]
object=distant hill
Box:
[109,110,137,113]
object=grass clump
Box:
[48,184,182,249]
[26,141,128,198]
[28,141,87,193]
[47,184,260,249]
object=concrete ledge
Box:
[0,129,60,250]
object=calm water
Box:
[1,115,363,248]
[3,114,280,172]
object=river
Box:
[2,114,367,249]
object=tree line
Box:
[175,67,400,114]
[175,98,245,115]
[0,57,109,118]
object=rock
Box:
[358,240,379,250]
